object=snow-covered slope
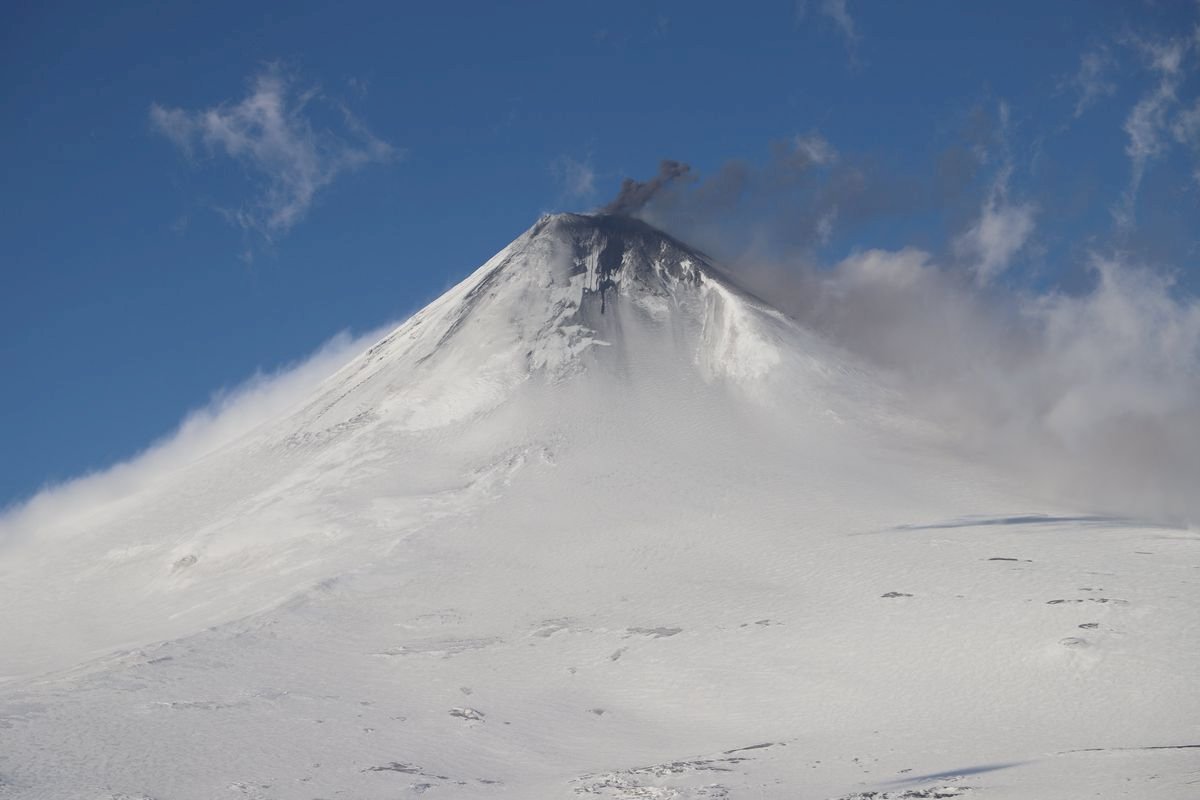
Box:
[0,214,1196,799]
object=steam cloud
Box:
[602,159,692,215]
[772,249,1199,526]
[629,144,1200,526]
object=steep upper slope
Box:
[287,211,865,437]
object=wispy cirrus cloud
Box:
[954,165,1037,285]
[1171,98,1200,185]
[1065,45,1117,118]
[1115,37,1189,228]
[151,65,398,239]
[793,131,838,166]
[795,0,859,57]
[551,155,598,203]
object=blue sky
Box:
[3,1,1199,506]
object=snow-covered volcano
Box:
[1,214,1196,799]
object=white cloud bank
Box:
[151,66,397,237]
[745,240,1200,526]
[0,326,389,548]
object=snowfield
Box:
[0,214,1196,799]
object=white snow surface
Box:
[1,213,1197,799]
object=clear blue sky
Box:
[3,1,1198,506]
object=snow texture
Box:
[0,213,1196,799]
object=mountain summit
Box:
[1,215,1196,799]
[280,212,848,444]
[354,211,772,373]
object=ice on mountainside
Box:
[0,213,1197,799]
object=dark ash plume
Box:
[602,160,692,216]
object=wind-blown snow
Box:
[0,214,1196,799]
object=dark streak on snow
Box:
[892,514,1170,532]
[1063,744,1200,753]
[722,742,777,754]
[364,762,421,774]
[627,626,683,638]
[1046,598,1127,605]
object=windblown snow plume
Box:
[0,326,386,547]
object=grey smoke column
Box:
[602,160,692,216]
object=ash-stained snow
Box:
[0,214,1197,799]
